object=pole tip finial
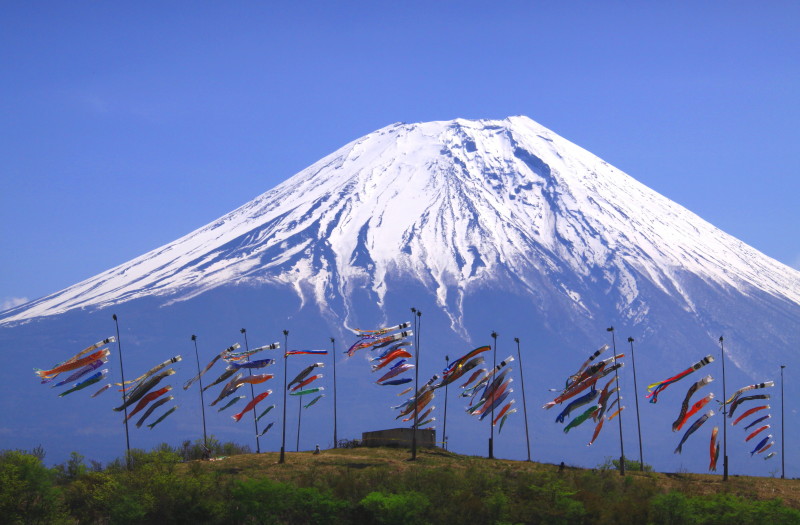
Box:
[607,326,614,332]
[112,314,117,321]
[627,336,634,342]
[330,337,335,343]
[283,329,289,336]
[514,337,519,343]
[719,335,724,343]
[191,334,196,341]
[491,331,498,339]
[240,328,246,334]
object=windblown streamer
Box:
[119,356,181,386]
[36,348,111,380]
[377,363,414,384]
[184,344,239,390]
[674,410,713,454]
[588,417,606,446]
[290,374,322,391]
[287,363,324,390]
[226,358,275,370]
[147,405,178,429]
[729,394,770,418]
[232,391,272,422]
[709,427,720,471]
[673,393,714,432]
[733,405,769,426]
[304,394,324,409]
[37,337,114,379]
[382,378,413,386]
[743,414,771,431]
[564,406,598,433]
[745,425,770,442]
[135,395,172,428]
[498,408,517,433]
[91,383,111,398]
[750,435,772,455]
[725,381,775,406]
[646,355,714,404]
[543,363,622,409]
[671,375,713,430]
[53,358,108,388]
[289,387,324,396]
[126,386,172,420]
[556,389,598,424]
[218,395,245,412]
[203,369,237,392]
[371,349,412,371]
[225,342,279,361]
[285,349,328,357]
[256,404,276,422]
[59,369,108,397]
[258,422,275,437]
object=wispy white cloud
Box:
[1,297,29,312]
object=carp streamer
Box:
[646,355,713,404]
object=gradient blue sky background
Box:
[2,2,798,310]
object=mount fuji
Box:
[2,116,798,474]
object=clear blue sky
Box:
[2,2,798,309]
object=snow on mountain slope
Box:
[3,116,798,336]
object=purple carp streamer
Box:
[743,414,771,431]
[147,405,178,429]
[53,358,108,387]
[671,375,713,431]
[59,369,108,397]
[646,355,713,404]
[674,410,713,454]
[135,395,172,428]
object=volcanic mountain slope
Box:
[2,116,799,373]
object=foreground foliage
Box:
[2,444,799,524]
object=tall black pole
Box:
[280,329,289,464]
[240,328,260,454]
[331,337,338,449]
[781,364,786,479]
[112,314,131,469]
[411,308,421,461]
[607,326,625,476]
[720,336,728,481]
[627,337,644,471]
[443,355,449,451]
[191,335,208,452]
[489,331,498,459]
[514,337,532,462]
[296,394,302,452]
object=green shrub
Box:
[359,491,431,525]
[231,477,348,524]
[0,450,69,524]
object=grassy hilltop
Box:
[3,444,800,524]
